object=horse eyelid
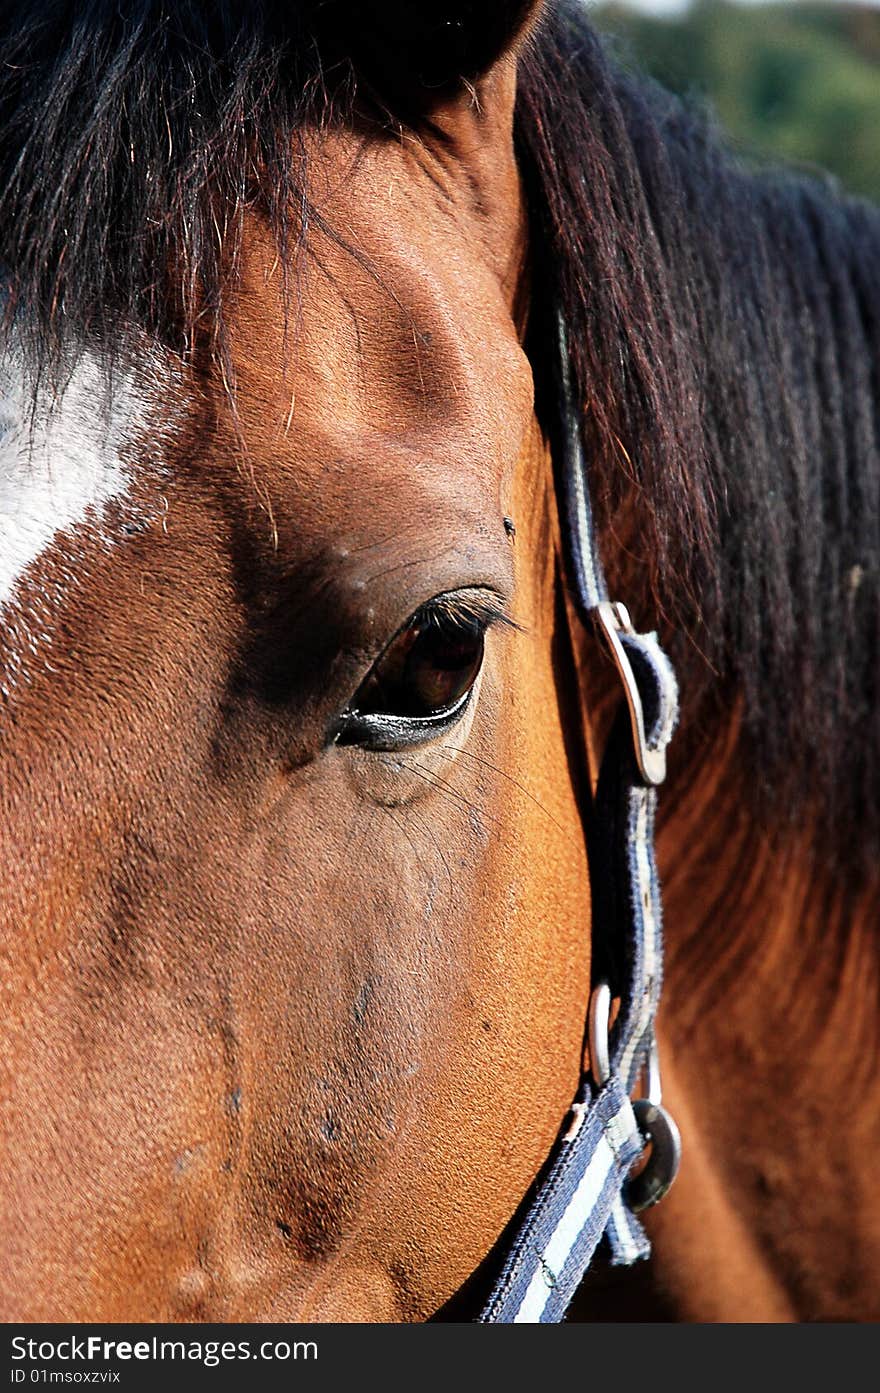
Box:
[332,686,476,752]
[409,588,519,637]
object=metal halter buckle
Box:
[593,601,666,787]
[588,983,681,1214]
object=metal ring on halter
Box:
[588,983,681,1213]
[626,1098,682,1213]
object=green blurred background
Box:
[590,1,880,200]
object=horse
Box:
[1,0,878,1323]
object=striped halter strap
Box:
[478,325,681,1324]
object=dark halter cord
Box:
[477,324,681,1323]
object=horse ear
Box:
[342,1,543,97]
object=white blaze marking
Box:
[0,351,146,612]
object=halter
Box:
[478,325,681,1323]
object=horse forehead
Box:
[299,121,527,311]
[225,131,532,518]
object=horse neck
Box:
[649,708,880,1321]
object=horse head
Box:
[0,0,601,1321]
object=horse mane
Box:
[1,1,877,874]
[518,3,880,878]
[0,2,360,374]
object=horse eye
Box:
[335,599,490,750]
